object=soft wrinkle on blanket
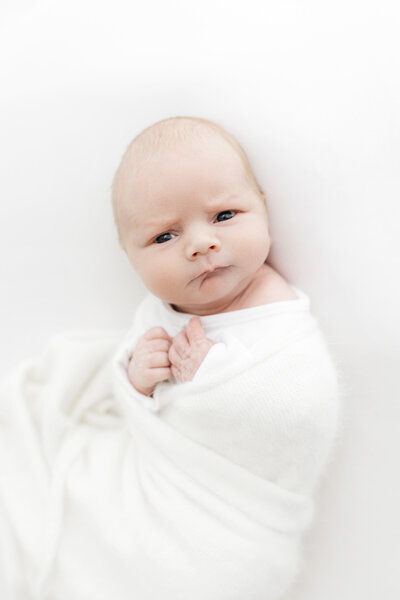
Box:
[0,296,341,599]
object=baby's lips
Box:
[192,265,228,281]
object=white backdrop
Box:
[1,1,399,598]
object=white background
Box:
[1,1,399,598]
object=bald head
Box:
[111,116,265,247]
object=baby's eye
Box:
[154,232,175,244]
[216,210,236,222]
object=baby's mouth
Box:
[194,266,228,281]
[203,267,225,278]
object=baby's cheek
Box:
[145,263,179,298]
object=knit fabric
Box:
[0,289,341,600]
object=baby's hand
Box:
[127,327,173,396]
[168,317,215,383]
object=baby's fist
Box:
[168,317,215,382]
[127,327,172,396]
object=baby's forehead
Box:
[125,135,239,191]
[134,145,245,198]
[115,118,249,200]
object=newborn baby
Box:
[0,116,341,600]
[112,116,298,395]
[110,116,340,593]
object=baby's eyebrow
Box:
[141,217,180,234]
[140,195,242,235]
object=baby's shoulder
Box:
[242,264,298,309]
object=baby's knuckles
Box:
[128,322,215,389]
[128,328,173,395]
[169,337,214,382]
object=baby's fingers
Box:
[146,351,171,368]
[150,366,172,380]
[171,329,189,356]
[186,317,207,343]
[168,343,182,366]
[142,327,172,342]
[141,338,171,353]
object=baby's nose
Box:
[186,229,221,260]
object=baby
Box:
[107,117,340,597]
[112,116,298,394]
[0,116,340,600]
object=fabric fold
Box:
[0,295,341,600]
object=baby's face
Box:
[119,138,270,315]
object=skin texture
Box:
[127,326,173,396]
[120,136,272,394]
[119,139,271,315]
[127,317,215,394]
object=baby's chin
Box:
[168,288,247,316]
[154,260,269,315]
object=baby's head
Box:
[112,116,271,315]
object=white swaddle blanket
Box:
[0,287,341,600]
